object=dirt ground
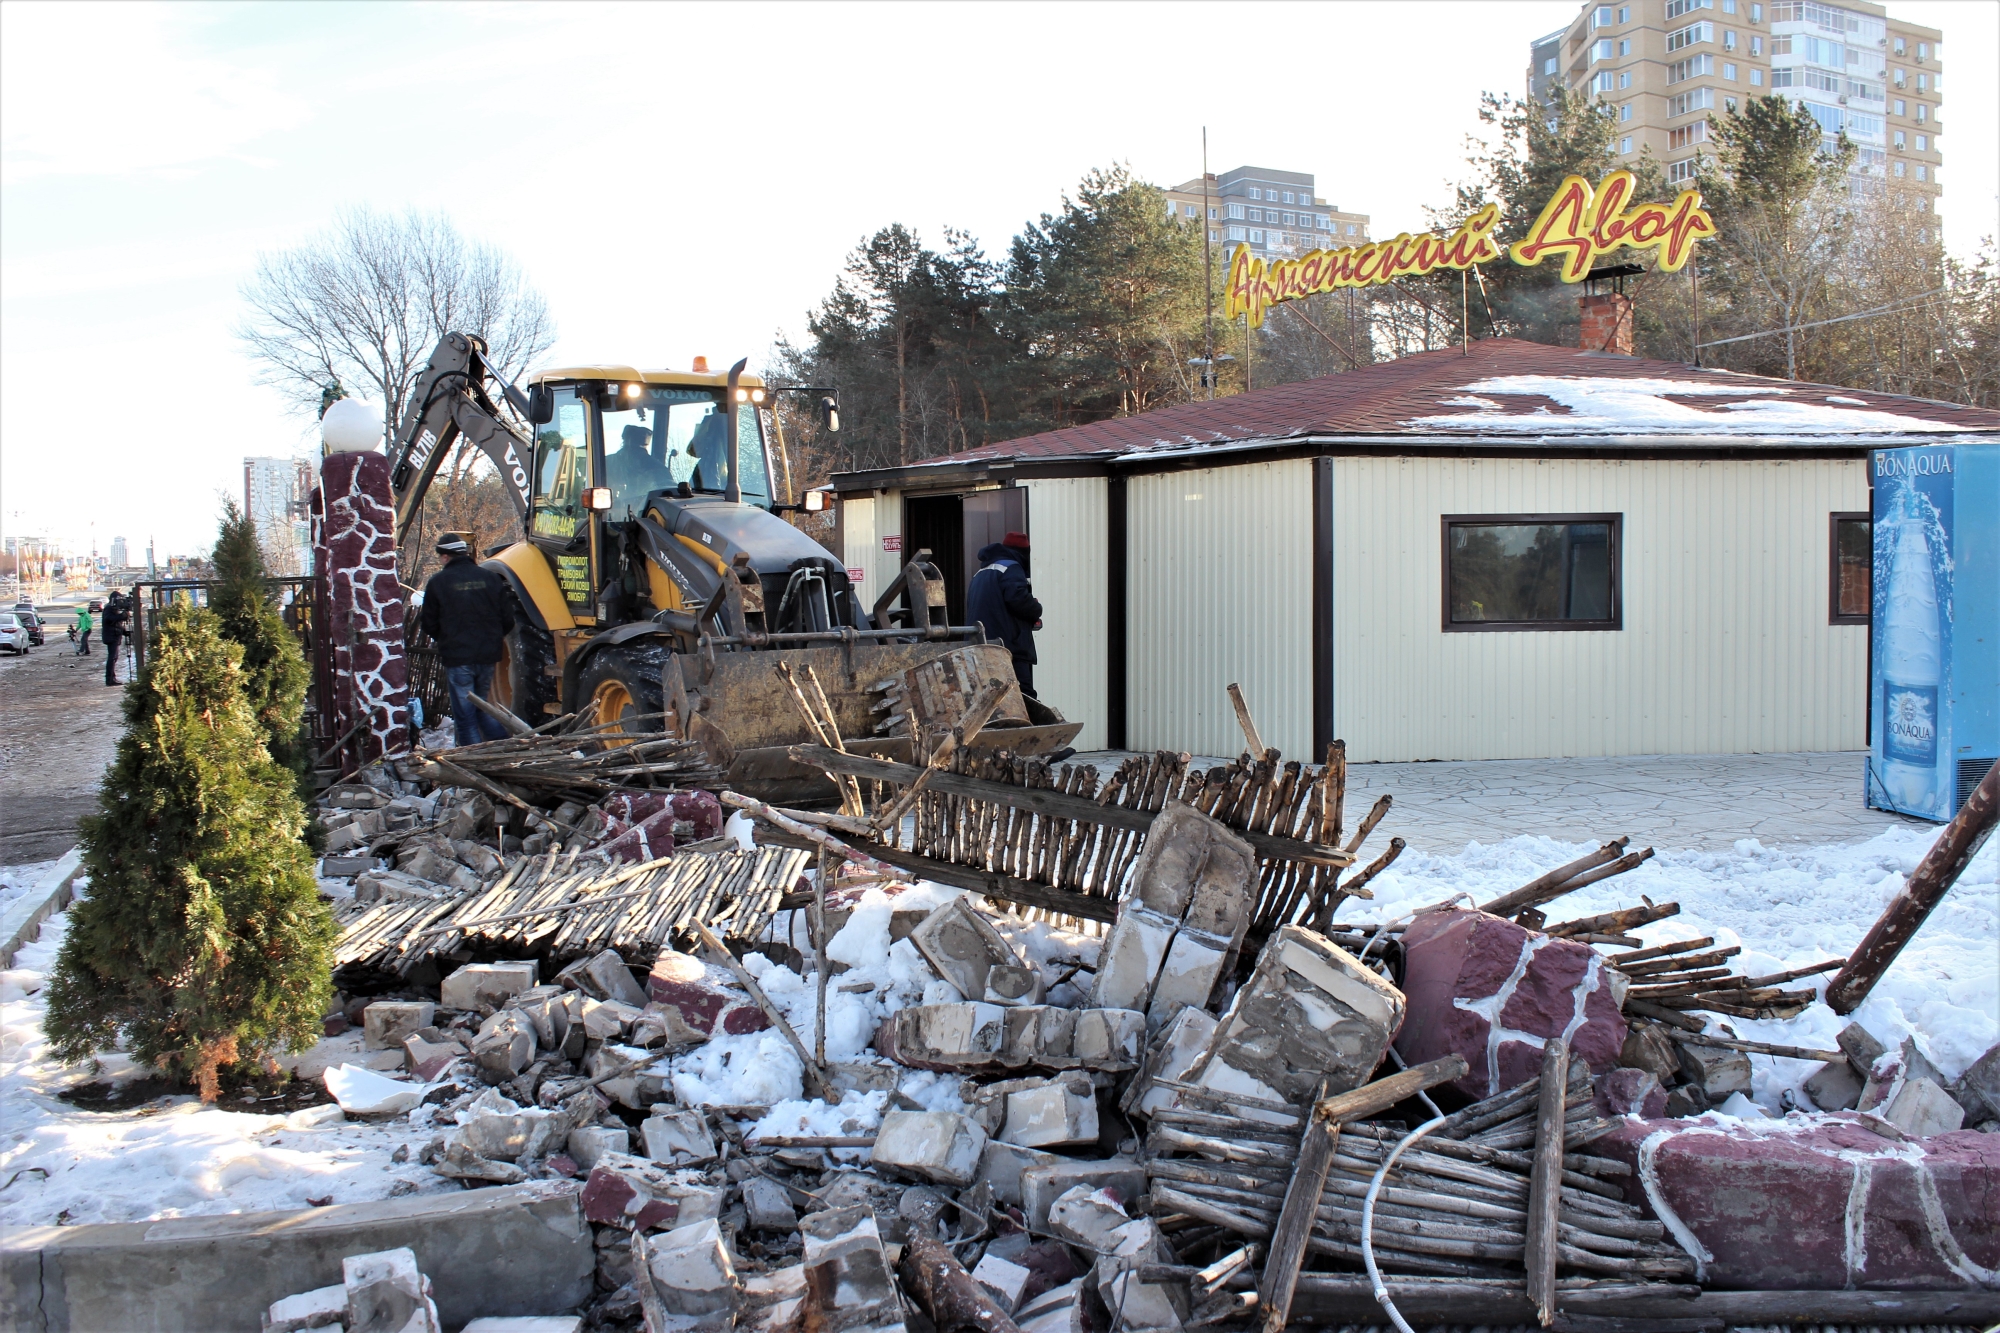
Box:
[0,606,130,863]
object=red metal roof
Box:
[923,339,2000,464]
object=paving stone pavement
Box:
[1076,750,1932,854]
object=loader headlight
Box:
[625,383,642,398]
[804,490,827,513]
[750,388,765,403]
[584,487,613,512]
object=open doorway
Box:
[902,488,1027,627]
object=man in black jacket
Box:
[419,535,516,745]
[966,530,1042,697]
[100,591,130,687]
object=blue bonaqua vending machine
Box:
[1867,442,1998,822]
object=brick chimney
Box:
[1579,292,1634,355]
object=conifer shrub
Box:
[210,502,312,784]
[44,604,335,1100]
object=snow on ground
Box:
[1,819,1992,1227]
[1344,825,1999,1111]
[0,896,456,1228]
[0,859,57,919]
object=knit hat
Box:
[1002,531,1031,551]
[436,535,471,555]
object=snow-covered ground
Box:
[0,859,57,920]
[1,823,1993,1229]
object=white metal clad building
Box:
[830,339,2000,764]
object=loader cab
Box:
[524,366,775,622]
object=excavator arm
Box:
[387,332,535,543]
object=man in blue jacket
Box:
[965,530,1042,697]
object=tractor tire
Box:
[577,641,668,747]
[493,596,561,723]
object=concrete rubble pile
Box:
[262,1243,581,1332]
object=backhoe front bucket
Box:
[665,641,1083,804]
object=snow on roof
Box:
[1402,374,1980,435]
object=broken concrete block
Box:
[1002,1074,1099,1149]
[579,1155,725,1231]
[1955,1043,2000,1123]
[961,1075,1049,1137]
[1592,1067,1667,1119]
[1593,1116,2000,1289]
[976,1140,1061,1208]
[1675,1041,1754,1101]
[1087,905,1178,1012]
[1187,924,1405,1117]
[869,1110,987,1186]
[1662,1085,1708,1118]
[798,1204,904,1333]
[742,1176,799,1231]
[457,1102,574,1163]
[401,845,480,894]
[472,1011,537,1079]
[578,949,650,1009]
[567,1125,629,1170]
[911,897,1032,1005]
[1019,1158,1145,1233]
[322,1064,419,1117]
[642,1108,717,1166]
[1618,1022,1681,1084]
[1003,1006,1074,1066]
[459,1319,584,1333]
[1396,910,1620,1102]
[449,839,505,878]
[1879,1076,1967,1137]
[324,822,367,854]
[1146,925,1233,1024]
[1070,1009,1145,1069]
[1093,1216,1187,1329]
[1124,1005,1219,1117]
[440,961,539,1013]
[646,950,769,1038]
[402,1033,466,1081]
[504,987,569,1049]
[433,1140,528,1184]
[354,868,450,904]
[1803,1059,1865,1112]
[1859,1038,1948,1113]
[1127,799,1257,926]
[985,963,1046,1008]
[265,1283,347,1333]
[363,1001,436,1051]
[342,1246,440,1333]
[972,1252,1032,1313]
[645,1217,739,1316]
[739,1266,807,1333]
[1014,1278,1088,1333]
[1838,1021,1888,1076]
[827,1061,902,1095]
[1046,1185,1130,1251]
[878,1003,1008,1071]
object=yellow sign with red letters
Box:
[1224,171,1714,328]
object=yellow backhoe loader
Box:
[388,333,1080,799]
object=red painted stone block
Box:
[1393,907,1626,1101]
[1592,1115,2000,1290]
[646,950,767,1036]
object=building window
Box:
[1667,54,1713,83]
[1893,67,1906,87]
[1280,211,1295,225]
[1619,37,1631,54]
[1894,129,1906,148]
[1443,516,1622,631]
[1893,160,1905,177]
[1249,229,1265,244]
[1915,73,1926,92]
[1916,104,1927,123]
[1724,29,1737,49]
[1620,103,1633,121]
[1723,0,1736,10]
[1544,56,1559,74]
[1668,156,1701,182]
[1915,133,1926,150]
[1893,98,1905,115]
[1667,21,1713,51]
[1893,36,1905,55]
[1749,68,1762,85]
[1917,42,1927,59]
[1669,87,1714,116]
[1227,203,1246,219]
[1916,165,1928,181]
[1665,0,1712,16]
[1670,120,1708,148]
[1317,215,1332,229]
[1346,223,1357,235]
[1831,513,1870,624]
[1186,203,1199,217]
[1209,231,1219,243]
[1618,5,1630,20]
[1750,2,1761,18]
[1750,34,1762,54]
[1726,95,1739,111]
[1594,71,1616,92]
[1594,5,1613,25]
[1596,38,1614,58]
[1724,61,1738,79]
[1621,135,1634,154]
[1247,187,1261,200]
[1619,70,1632,88]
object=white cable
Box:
[1361,1113,1450,1333]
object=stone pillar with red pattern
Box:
[312,451,410,768]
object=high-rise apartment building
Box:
[1529,0,1942,206]
[109,536,128,568]
[244,456,313,576]
[1163,166,1372,259]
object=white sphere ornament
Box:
[321,398,385,453]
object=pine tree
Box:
[44,604,335,1100]
[210,502,312,786]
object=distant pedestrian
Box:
[74,604,93,656]
[966,530,1042,697]
[419,535,516,746]
[101,591,130,686]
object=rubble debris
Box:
[1090,800,1255,1021]
[362,1000,435,1050]
[871,1109,988,1186]
[323,1063,423,1116]
[898,1231,1020,1333]
[264,1282,348,1333]
[343,1246,442,1333]
[440,961,539,1012]
[1672,1040,1753,1103]
[1020,1159,1145,1233]
[741,1175,800,1231]
[799,1204,906,1333]
[912,896,1041,1006]
[642,1216,741,1317]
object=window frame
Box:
[1829,511,1870,626]
[1440,512,1624,633]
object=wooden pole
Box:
[1480,839,1629,918]
[813,846,829,1068]
[692,918,833,1100]
[1827,762,1999,1013]
[1525,1040,1570,1326]
[1260,1056,1470,1332]
[897,1233,1022,1333]
[1227,683,1267,759]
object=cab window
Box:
[531,389,587,540]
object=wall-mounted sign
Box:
[847,566,866,584]
[1225,171,1715,328]
[882,534,903,552]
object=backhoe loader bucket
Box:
[665,641,1083,804]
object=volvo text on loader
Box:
[386,332,1081,800]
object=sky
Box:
[3,0,1995,558]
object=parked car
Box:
[10,605,45,646]
[0,613,30,655]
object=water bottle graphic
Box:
[1880,491,1941,812]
